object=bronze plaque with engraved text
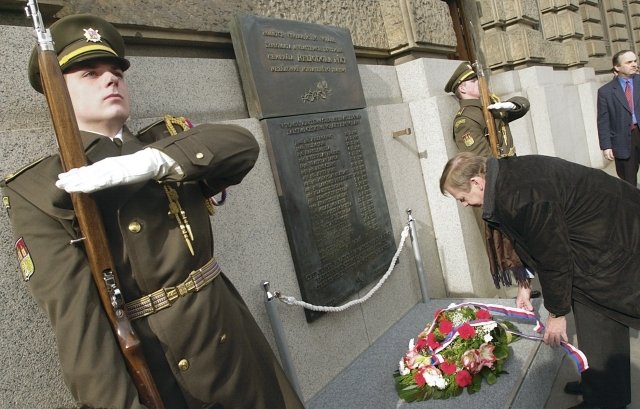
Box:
[230,14,365,119]
[262,110,396,322]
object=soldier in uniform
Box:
[1,14,304,409]
[444,62,538,297]
[445,61,530,158]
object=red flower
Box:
[434,308,443,319]
[455,370,473,387]
[440,360,457,375]
[457,322,476,340]
[439,319,453,335]
[476,309,491,320]
[415,337,428,351]
[414,368,426,386]
[426,332,440,350]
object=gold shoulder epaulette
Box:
[136,115,192,139]
[1,156,51,186]
[163,115,192,136]
[137,118,165,135]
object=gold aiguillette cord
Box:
[163,184,194,255]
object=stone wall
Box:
[0,1,624,407]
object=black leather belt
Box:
[126,258,221,320]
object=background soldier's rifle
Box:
[467,20,499,158]
[25,1,165,407]
[474,59,500,158]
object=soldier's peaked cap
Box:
[444,62,477,93]
[28,14,130,94]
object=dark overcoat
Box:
[483,155,640,327]
[597,74,640,159]
[1,122,304,409]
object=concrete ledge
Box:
[307,298,563,409]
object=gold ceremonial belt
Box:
[126,258,222,321]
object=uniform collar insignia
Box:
[83,28,102,42]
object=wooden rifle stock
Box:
[474,62,500,158]
[36,39,165,409]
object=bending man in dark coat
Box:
[440,152,639,409]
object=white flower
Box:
[408,338,415,351]
[423,366,448,390]
[399,359,410,376]
[482,322,497,342]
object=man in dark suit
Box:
[597,50,640,187]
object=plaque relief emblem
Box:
[301,80,332,103]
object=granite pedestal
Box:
[307,298,564,409]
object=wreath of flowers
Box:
[394,304,520,402]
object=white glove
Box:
[56,148,182,193]
[487,102,517,111]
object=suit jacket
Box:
[483,155,640,329]
[2,122,304,409]
[597,74,640,159]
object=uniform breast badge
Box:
[15,238,35,281]
[462,131,475,147]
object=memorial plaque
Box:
[262,110,396,322]
[230,15,396,322]
[230,14,365,119]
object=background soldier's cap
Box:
[28,14,130,94]
[444,62,477,93]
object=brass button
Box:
[178,359,190,371]
[128,221,142,233]
[219,333,227,344]
[195,152,204,159]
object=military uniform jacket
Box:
[2,123,303,409]
[452,97,529,157]
[482,155,640,328]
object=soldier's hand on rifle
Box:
[487,102,517,111]
[56,147,181,193]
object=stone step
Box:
[307,298,564,409]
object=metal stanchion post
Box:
[262,281,304,401]
[407,209,429,303]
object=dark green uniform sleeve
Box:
[3,181,147,409]
[453,111,492,156]
[504,96,530,123]
[150,123,259,194]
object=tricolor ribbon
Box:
[422,302,588,372]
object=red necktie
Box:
[625,80,634,111]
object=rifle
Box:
[25,2,165,408]
[467,20,499,158]
[473,59,499,157]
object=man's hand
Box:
[543,315,568,347]
[602,149,614,161]
[56,147,180,193]
[487,102,517,111]
[516,284,534,311]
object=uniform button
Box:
[195,152,204,159]
[178,359,190,371]
[128,221,142,233]
[219,333,227,344]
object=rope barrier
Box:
[275,224,411,312]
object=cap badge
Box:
[83,28,102,43]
